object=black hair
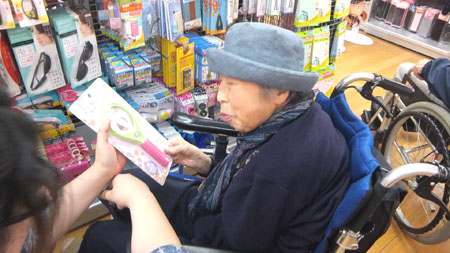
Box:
[0,88,62,252]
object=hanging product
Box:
[317,0,331,23]
[0,0,15,29]
[0,31,21,96]
[311,26,329,72]
[334,0,350,19]
[279,0,295,29]
[76,41,93,81]
[294,0,319,27]
[12,0,48,27]
[7,25,66,96]
[30,52,51,90]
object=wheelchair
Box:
[170,73,450,252]
[333,71,450,245]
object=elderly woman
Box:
[80,22,350,252]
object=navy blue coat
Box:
[422,58,450,108]
[192,102,350,252]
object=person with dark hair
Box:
[81,22,350,252]
[0,88,183,253]
[34,24,54,46]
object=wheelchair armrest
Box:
[171,112,239,137]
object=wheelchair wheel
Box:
[381,102,450,244]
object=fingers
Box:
[97,120,111,145]
[99,189,112,201]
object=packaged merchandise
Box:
[317,0,331,24]
[176,42,195,95]
[296,30,313,72]
[431,12,450,41]
[181,0,202,30]
[26,108,76,139]
[375,0,391,20]
[334,0,350,19]
[45,137,91,184]
[0,0,15,29]
[439,17,450,45]
[11,0,48,27]
[279,0,295,29]
[330,21,346,63]
[69,78,173,185]
[7,25,66,97]
[407,5,426,32]
[390,0,410,28]
[311,26,329,72]
[209,0,227,34]
[417,8,440,38]
[312,64,334,96]
[294,0,318,27]
[14,90,60,110]
[0,31,22,96]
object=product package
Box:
[142,0,161,42]
[334,0,350,19]
[294,0,318,27]
[312,64,334,96]
[71,9,103,87]
[390,0,410,28]
[7,25,66,97]
[176,42,195,95]
[279,0,295,29]
[417,8,440,38]
[407,5,426,32]
[0,31,22,96]
[375,0,390,20]
[439,17,450,45]
[14,90,60,110]
[125,83,175,123]
[311,26,329,72]
[296,30,313,72]
[317,0,331,24]
[26,108,76,139]
[11,0,48,27]
[431,12,450,41]
[0,0,15,29]
[209,0,227,34]
[45,137,91,184]
[330,21,346,63]
[181,0,202,30]
[69,78,173,185]
[120,0,146,50]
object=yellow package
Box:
[176,42,195,95]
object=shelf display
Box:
[364,0,450,58]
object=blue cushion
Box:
[314,93,379,253]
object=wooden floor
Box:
[54,33,449,253]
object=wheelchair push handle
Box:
[376,75,415,96]
[171,112,239,137]
[333,72,415,96]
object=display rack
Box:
[362,0,450,58]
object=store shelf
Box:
[361,19,450,59]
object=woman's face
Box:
[35,32,54,46]
[217,76,288,132]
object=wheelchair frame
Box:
[334,72,450,245]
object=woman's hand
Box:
[165,137,212,175]
[99,174,153,209]
[93,121,127,177]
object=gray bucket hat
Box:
[207,22,319,93]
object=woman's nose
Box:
[217,83,226,104]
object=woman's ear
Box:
[273,89,290,106]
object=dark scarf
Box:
[188,95,314,219]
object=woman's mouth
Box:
[221,113,232,122]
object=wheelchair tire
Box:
[381,102,450,244]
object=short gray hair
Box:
[260,85,307,105]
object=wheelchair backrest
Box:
[314,93,379,252]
